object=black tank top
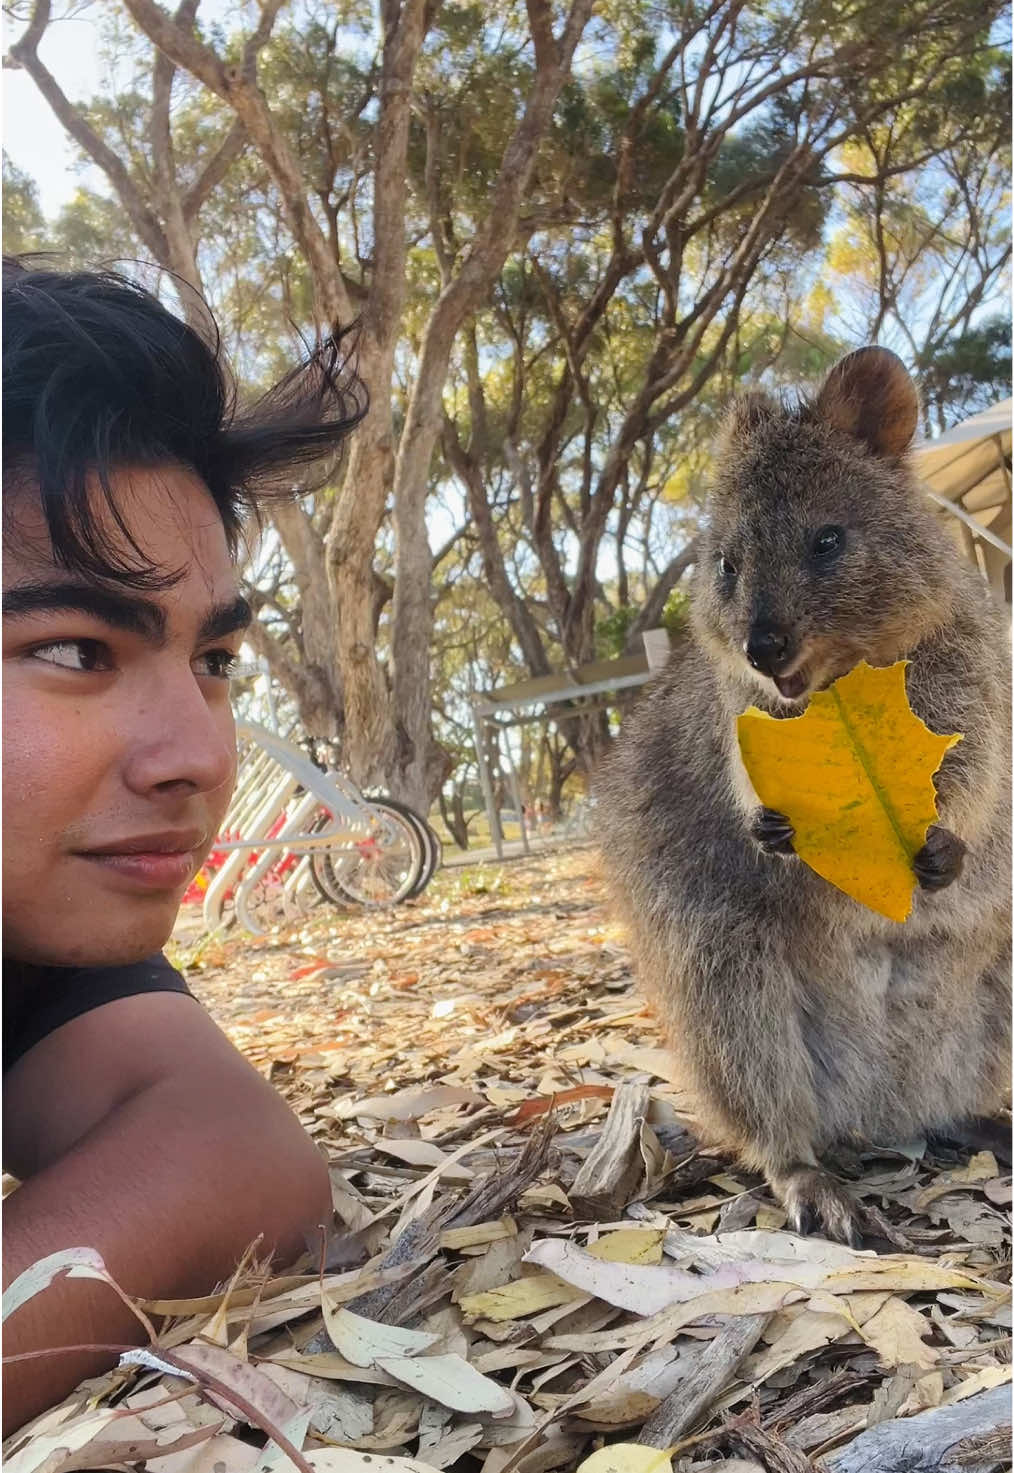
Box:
[3,953,192,1072]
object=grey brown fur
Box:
[598,348,1011,1241]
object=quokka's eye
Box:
[718,553,737,582]
[812,525,845,562]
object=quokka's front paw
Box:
[913,825,966,891]
[751,806,796,857]
[776,1166,863,1248]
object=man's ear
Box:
[813,346,919,457]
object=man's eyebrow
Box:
[199,595,252,642]
[1,583,167,642]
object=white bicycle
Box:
[198,723,438,936]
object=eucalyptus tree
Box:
[6,0,1009,804]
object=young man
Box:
[2,259,367,1434]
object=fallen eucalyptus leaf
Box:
[575,1445,673,1473]
[375,1351,515,1414]
[322,1305,439,1367]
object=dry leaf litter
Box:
[5,849,1011,1473]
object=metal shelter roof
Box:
[471,652,651,718]
[914,398,1011,599]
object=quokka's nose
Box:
[744,623,794,675]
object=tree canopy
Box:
[5,0,1010,826]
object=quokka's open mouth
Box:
[774,667,809,700]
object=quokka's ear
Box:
[718,389,778,454]
[813,346,919,457]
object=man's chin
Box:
[5,894,180,969]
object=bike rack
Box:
[201,720,394,935]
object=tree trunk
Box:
[546,739,574,822]
[326,389,398,785]
[242,610,335,736]
[265,500,343,734]
[324,0,427,791]
[388,0,596,810]
[440,789,470,851]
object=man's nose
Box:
[744,622,795,676]
[123,672,235,797]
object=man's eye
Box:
[196,649,240,680]
[30,639,111,672]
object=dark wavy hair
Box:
[2,257,369,585]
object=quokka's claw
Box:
[914,825,966,891]
[751,806,796,856]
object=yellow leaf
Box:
[458,1273,583,1322]
[858,1294,939,1369]
[821,1260,993,1295]
[438,1217,517,1251]
[915,1150,999,1211]
[737,660,961,922]
[754,1205,787,1230]
[943,1364,1011,1403]
[576,1446,674,1473]
[457,1230,663,1322]
[587,1229,665,1265]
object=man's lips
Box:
[81,830,207,856]
[73,831,206,891]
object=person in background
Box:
[2,258,367,1435]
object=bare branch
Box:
[121,0,350,323]
[8,0,170,263]
[183,118,247,223]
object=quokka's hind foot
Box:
[774,1165,863,1248]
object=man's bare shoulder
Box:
[3,990,261,1179]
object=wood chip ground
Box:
[6,849,1011,1473]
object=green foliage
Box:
[53,188,139,265]
[595,605,637,660]
[2,154,138,266]
[661,587,689,634]
[2,155,46,254]
[594,588,688,661]
[919,316,1012,430]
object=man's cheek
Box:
[2,702,72,829]
[204,721,238,843]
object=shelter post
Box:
[471,701,503,859]
[502,731,531,857]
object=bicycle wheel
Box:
[305,805,404,906]
[368,796,440,898]
[315,799,424,906]
[235,854,321,934]
[423,816,443,881]
[306,810,351,906]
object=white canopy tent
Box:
[469,399,1012,854]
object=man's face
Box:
[3,467,249,966]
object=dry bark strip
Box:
[570,1081,651,1216]
[727,1421,817,1473]
[305,1116,556,1342]
[637,1313,772,1446]
[818,1385,1012,1473]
